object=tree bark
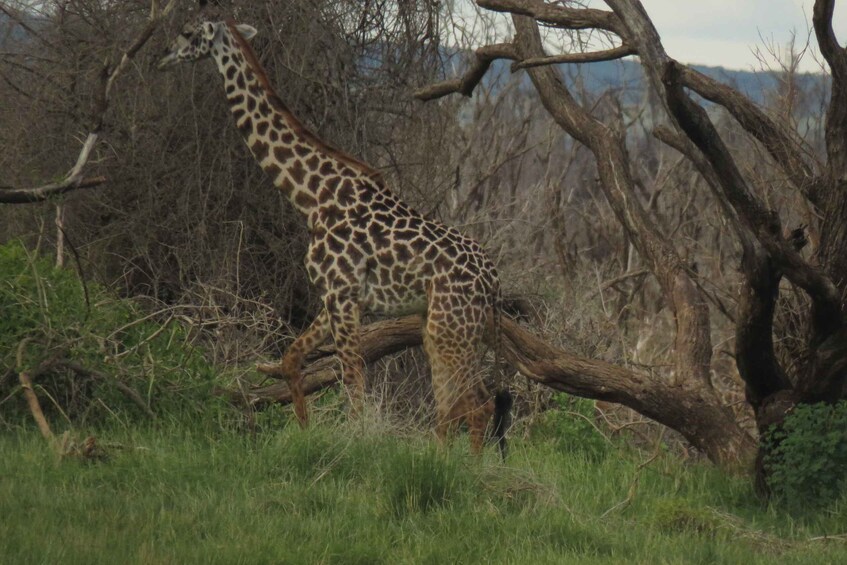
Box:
[409,2,760,469]
[242,315,756,469]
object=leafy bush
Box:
[532,393,611,462]
[0,241,221,426]
[764,401,847,506]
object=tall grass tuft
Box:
[382,443,470,517]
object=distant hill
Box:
[0,12,34,49]
[1,14,827,110]
[468,55,828,109]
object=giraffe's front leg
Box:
[325,291,366,416]
[257,309,331,427]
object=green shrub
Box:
[0,240,221,426]
[764,401,847,506]
[532,393,611,462]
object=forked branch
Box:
[677,66,821,205]
[0,0,176,204]
[414,43,516,101]
[661,61,840,329]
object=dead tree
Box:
[411,0,847,483]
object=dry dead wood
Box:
[243,315,755,468]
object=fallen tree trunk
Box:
[241,315,756,470]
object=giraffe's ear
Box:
[235,24,257,41]
[201,22,218,40]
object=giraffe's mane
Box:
[225,20,385,186]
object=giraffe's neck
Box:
[211,23,383,223]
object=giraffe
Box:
[159,16,511,455]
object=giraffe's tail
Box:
[490,281,512,460]
[492,389,513,460]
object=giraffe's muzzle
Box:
[157,52,179,70]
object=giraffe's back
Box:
[304,175,498,318]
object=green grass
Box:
[3,242,847,563]
[2,414,847,565]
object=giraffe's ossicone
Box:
[159,16,510,456]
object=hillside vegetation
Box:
[2,242,847,564]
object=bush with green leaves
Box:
[764,401,847,506]
[0,241,222,427]
[531,393,611,462]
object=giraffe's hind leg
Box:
[257,309,330,427]
[423,284,492,454]
[325,291,366,416]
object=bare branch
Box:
[677,66,821,205]
[56,361,156,420]
[0,176,107,204]
[653,125,747,243]
[661,61,841,329]
[0,1,175,204]
[511,44,636,71]
[601,0,842,338]
[15,341,55,443]
[0,4,56,49]
[414,43,516,101]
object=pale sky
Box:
[637,0,846,72]
[459,0,847,73]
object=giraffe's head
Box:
[157,20,257,70]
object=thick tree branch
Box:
[814,0,847,179]
[661,62,841,332]
[477,0,625,35]
[414,41,635,101]
[735,246,794,410]
[678,66,821,205]
[603,0,842,340]
[810,6,847,362]
[652,126,793,408]
[653,125,793,408]
[506,16,724,408]
[243,315,754,467]
[414,43,516,101]
[812,0,847,77]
